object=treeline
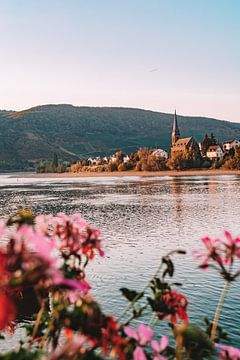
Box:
[0,160,34,172]
[70,146,240,173]
[35,153,68,173]
[70,149,168,173]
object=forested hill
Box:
[0,104,240,166]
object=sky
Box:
[0,0,239,122]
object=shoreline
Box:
[18,169,240,179]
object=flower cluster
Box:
[125,324,168,360]
[194,231,240,281]
[0,211,104,332]
[51,213,104,259]
[0,212,239,360]
[161,290,188,324]
[216,343,240,360]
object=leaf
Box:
[199,264,209,269]
[177,250,187,255]
[162,257,174,278]
[120,288,144,302]
[172,282,182,287]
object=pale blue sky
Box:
[0,0,239,121]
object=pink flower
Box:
[151,336,169,360]
[215,343,240,360]
[125,324,153,345]
[57,278,90,293]
[223,231,240,264]
[52,213,104,259]
[12,225,61,283]
[193,236,223,268]
[49,334,88,360]
[194,231,240,281]
[133,346,147,360]
[34,214,55,235]
[0,221,7,238]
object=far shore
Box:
[19,169,240,179]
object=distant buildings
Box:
[76,110,240,168]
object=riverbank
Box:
[20,169,240,178]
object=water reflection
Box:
[0,173,240,348]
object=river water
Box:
[0,173,240,350]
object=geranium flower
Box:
[194,231,240,281]
[125,324,153,360]
[57,278,90,293]
[52,213,104,259]
[49,334,88,360]
[0,221,7,238]
[101,316,127,360]
[156,290,189,324]
[193,236,223,268]
[223,231,240,265]
[151,336,169,360]
[215,343,240,360]
[133,346,147,360]
[0,292,16,330]
[125,324,153,345]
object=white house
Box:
[87,157,94,166]
[223,139,240,152]
[87,157,102,166]
[123,155,130,163]
[102,156,109,164]
[206,145,224,159]
[151,149,168,159]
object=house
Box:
[151,149,168,159]
[123,155,130,163]
[87,157,94,166]
[102,156,109,164]
[206,145,224,159]
[87,157,102,166]
[223,139,240,152]
[170,111,200,158]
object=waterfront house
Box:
[206,145,224,159]
[223,139,240,152]
[152,149,168,159]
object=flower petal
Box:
[124,326,138,341]
[133,346,147,360]
[138,324,153,345]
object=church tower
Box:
[171,110,180,145]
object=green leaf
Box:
[120,288,144,302]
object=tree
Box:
[201,134,211,157]
[201,133,217,157]
[223,146,240,170]
[53,152,59,168]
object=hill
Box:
[0,104,240,169]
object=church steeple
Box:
[171,110,180,145]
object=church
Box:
[170,111,200,158]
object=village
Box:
[68,111,240,173]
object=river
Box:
[0,173,239,350]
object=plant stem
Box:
[210,281,230,341]
[117,250,185,323]
[148,313,158,327]
[32,299,46,339]
[117,261,163,322]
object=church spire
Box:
[172,109,180,145]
